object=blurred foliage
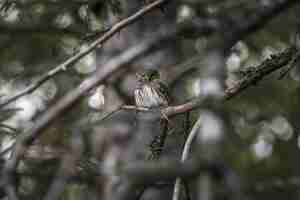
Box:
[0,0,300,200]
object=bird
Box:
[134,69,170,160]
[134,69,169,108]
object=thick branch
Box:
[164,47,298,117]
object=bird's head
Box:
[136,69,160,83]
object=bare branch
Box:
[164,46,298,117]
[95,46,298,121]
[0,0,168,109]
[0,26,176,200]
[172,116,202,200]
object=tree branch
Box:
[0,26,175,200]
[172,116,202,200]
[100,46,298,121]
[0,0,168,108]
[164,46,298,117]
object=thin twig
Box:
[96,105,125,123]
[172,116,202,200]
[0,0,168,109]
[1,23,176,200]
[0,124,18,133]
[0,142,14,157]
[94,47,299,122]
[90,105,151,125]
[182,112,192,200]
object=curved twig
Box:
[172,116,202,200]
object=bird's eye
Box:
[150,72,158,80]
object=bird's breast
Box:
[134,84,166,108]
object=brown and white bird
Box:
[134,69,169,108]
[134,69,170,160]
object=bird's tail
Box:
[147,119,168,160]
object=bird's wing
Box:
[152,80,170,105]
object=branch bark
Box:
[0,24,174,200]
[0,0,168,108]
[172,116,202,200]
[163,46,297,117]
